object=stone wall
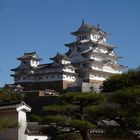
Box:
[19,80,74,92]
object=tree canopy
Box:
[40,92,104,140]
[101,67,140,92]
[0,88,23,132]
[0,89,23,103]
[38,89,140,139]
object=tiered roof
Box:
[17,52,42,61]
[65,40,113,49]
[71,20,108,37]
[50,52,70,62]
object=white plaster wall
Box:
[102,38,106,43]
[90,34,106,43]
[26,135,49,140]
[18,110,27,140]
[89,74,105,81]
[62,74,76,81]
[103,65,119,73]
[90,34,97,41]
[109,51,116,57]
[61,60,70,64]
[91,65,102,71]
[90,56,102,61]
[99,48,108,54]
[40,74,76,82]
[30,60,39,67]
[91,64,121,74]
[15,73,76,82]
[62,68,75,73]
[93,48,99,53]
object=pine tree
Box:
[40,92,104,140]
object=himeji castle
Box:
[11,21,125,92]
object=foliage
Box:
[0,118,18,132]
[28,114,41,122]
[105,128,133,138]
[0,88,22,132]
[101,67,140,92]
[87,87,140,138]
[28,67,140,139]
[24,92,61,115]
[40,92,104,140]
[0,89,23,103]
[55,132,81,140]
[110,87,140,129]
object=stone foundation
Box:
[17,80,75,92]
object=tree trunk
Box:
[80,130,91,140]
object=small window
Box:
[51,75,54,78]
[39,77,42,79]
[34,139,38,140]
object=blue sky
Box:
[0,0,140,86]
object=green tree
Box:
[101,67,140,92]
[0,118,18,132]
[111,88,140,129]
[0,88,23,132]
[0,89,23,103]
[89,87,140,138]
[40,92,104,140]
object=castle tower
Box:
[11,52,42,84]
[65,21,125,92]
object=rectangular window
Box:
[34,139,38,140]
[39,77,42,79]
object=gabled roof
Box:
[11,64,33,71]
[50,52,70,61]
[0,101,31,112]
[17,52,42,61]
[71,21,108,37]
[0,101,21,110]
[25,122,48,136]
[36,63,53,69]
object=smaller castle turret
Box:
[17,52,41,68]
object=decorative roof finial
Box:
[82,19,85,25]
[97,24,100,29]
